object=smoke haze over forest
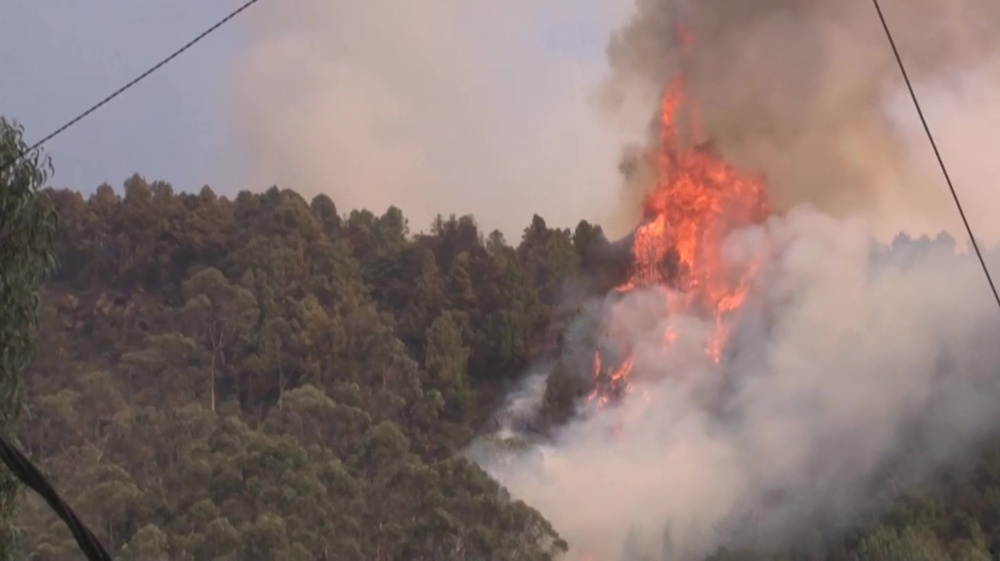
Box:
[466,1,1000,559]
[230,1,1000,557]
[230,0,639,238]
[5,1,1000,560]
[230,0,1000,245]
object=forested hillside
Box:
[15,175,604,560]
[11,173,1000,560]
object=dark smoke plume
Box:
[602,0,1000,238]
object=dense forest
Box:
[4,116,1000,560]
[16,173,599,559]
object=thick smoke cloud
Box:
[472,209,1000,559]
[228,1,642,237]
[229,3,1000,558]
[601,0,1000,242]
[467,2,1000,557]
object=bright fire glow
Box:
[589,33,770,406]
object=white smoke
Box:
[472,206,1000,560]
[228,0,642,237]
[228,2,1000,556]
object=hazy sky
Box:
[1,1,245,193]
[5,2,996,242]
[1,1,637,237]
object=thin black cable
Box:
[0,4,263,558]
[870,0,1000,310]
[0,434,111,561]
[0,0,261,175]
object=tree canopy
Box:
[3,164,1000,560]
[16,178,605,560]
[0,118,57,559]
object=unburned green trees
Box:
[0,118,57,558]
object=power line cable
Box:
[0,2,264,559]
[5,2,986,559]
[0,0,261,175]
[0,434,111,561]
[870,0,1000,310]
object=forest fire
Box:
[589,60,770,406]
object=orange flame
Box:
[571,19,771,561]
[590,52,770,406]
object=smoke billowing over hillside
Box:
[470,2,1000,560]
[228,0,640,237]
[474,209,1000,559]
[602,0,1000,243]
[228,1,1000,558]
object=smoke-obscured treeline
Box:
[11,173,1000,560]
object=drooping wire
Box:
[0,0,262,175]
[0,3,265,559]
[870,0,1000,310]
[0,435,111,561]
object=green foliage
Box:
[857,525,951,561]
[16,182,585,559]
[18,169,998,561]
[0,118,57,559]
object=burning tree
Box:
[534,22,773,414]
[589,69,771,405]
